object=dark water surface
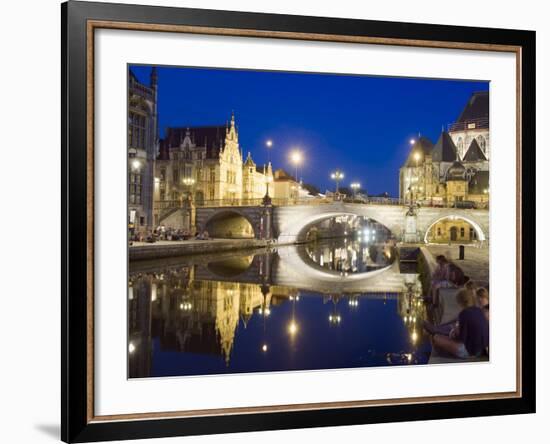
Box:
[128,239,430,378]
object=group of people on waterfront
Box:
[129,225,210,244]
[424,254,490,360]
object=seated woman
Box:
[476,287,489,321]
[428,255,451,305]
[431,288,489,359]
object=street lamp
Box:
[413,151,422,202]
[266,139,273,163]
[131,159,141,171]
[289,149,302,182]
[182,177,196,206]
[350,182,361,200]
[330,170,344,194]
[182,177,195,187]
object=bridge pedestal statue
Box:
[403,205,419,243]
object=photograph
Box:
[127,65,490,378]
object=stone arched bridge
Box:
[195,201,489,244]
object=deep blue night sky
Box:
[131,65,488,196]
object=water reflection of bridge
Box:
[128,243,426,378]
[192,246,408,294]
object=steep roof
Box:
[163,126,227,159]
[243,152,256,167]
[432,131,458,162]
[463,138,488,162]
[468,170,489,194]
[273,169,295,181]
[456,91,489,123]
[404,136,434,167]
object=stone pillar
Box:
[403,205,419,243]
[261,195,273,240]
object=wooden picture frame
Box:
[62,1,536,442]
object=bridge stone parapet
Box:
[196,201,489,244]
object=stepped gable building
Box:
[128,68,158,236]
[153,113,274,227]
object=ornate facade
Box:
[399,91,490,209]
[399,91,490,243]
[153,113,274,228]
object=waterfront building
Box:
[153,113,274,229]
[399,91,490,243]
[272,169,300,202]
[128,68,158,235]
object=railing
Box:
[154,200,183,210]
[153,197,489,210]
[447,117,489,132]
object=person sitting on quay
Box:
[428,255,468,305]
[427,255,451,304]
[476,287,490,321]
[195,230,210,240]
[427,288,489,359]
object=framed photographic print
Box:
[61,0,536,442]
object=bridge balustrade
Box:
[154,197,489,210]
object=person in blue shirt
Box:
[430,288,489,359]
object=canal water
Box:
[128,238,431,378]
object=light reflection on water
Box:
[128,239,429,378]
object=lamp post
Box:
[265,174,273,197]
[413,151,421,203]
[289,149,302,182]
[182,177,195,198]
[266,139,273,163]
[331,170,344,194]
[350,182,361,200]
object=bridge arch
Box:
[275,203,405,244]
[203,209,257,239]
[423,214,486,243]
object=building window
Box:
[129,171,142,205]
[476,135,487,154]
[210,167,216,183]
[456,137,463,155]
[437,227,441,236]
[460,227,465,237]
[173,167,179,183]
[129,112,146,148]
